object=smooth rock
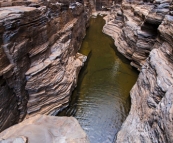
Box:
[0,115,89,143]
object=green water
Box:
[58,16,138,143]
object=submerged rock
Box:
[0,115,89,143]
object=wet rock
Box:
[0,115,89,143]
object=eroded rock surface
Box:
[0,0,91,131]
[103,0,173,143]
[0,115,89,143]
[87,0,116,11]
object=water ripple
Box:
[57,16,138,143]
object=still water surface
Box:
[58,16,138,143]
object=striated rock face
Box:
[0,0,91,131]
[104,0,173,143]
[0,114,89,143]
[103,3,156,70]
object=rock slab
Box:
[0,115,89,143]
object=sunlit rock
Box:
[0,115,89,143]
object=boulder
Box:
[0,115,89,143]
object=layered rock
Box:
[103,0,173,142]
[0,0,90,131]
[103,3,156,70]
[87,0,115,11]
[0,114,89,143]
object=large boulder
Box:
[0,115,89,143]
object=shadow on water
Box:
[58,50,93,116]
[57,15,139,143]
[109,40,129,65]
[107,35,139,76]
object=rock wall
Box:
[103,0,173,142]
[87,0,115,11]
[0,0,91,132]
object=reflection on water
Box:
[57,16,138,143]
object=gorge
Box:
[0,0,173,143]
[58,15,138,143]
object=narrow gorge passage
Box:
[58,16,138,143]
